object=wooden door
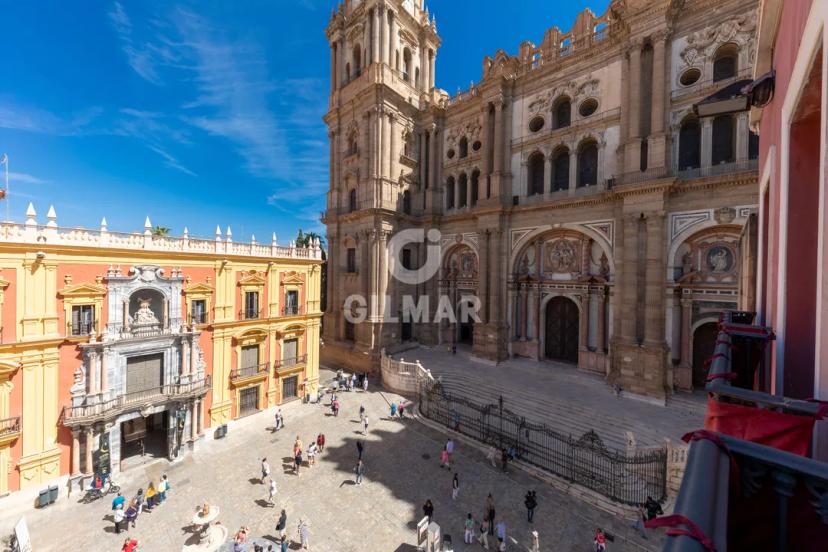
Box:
[544,296,579,363]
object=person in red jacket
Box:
[122,538,139,552]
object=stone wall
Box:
[379,348,432,396]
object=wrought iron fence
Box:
[418,379,667,505]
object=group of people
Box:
[334,369,369,393]
[111,474,171,536]
[388,400,407,419]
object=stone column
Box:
[71,429,80,476]
[122,300,128,330]
[339,38,346,86]
[182,340,190,377]
[478,231,490,323]
[429,50,435,89]
[597,289,607,353]
[483,105,493,178]
[388,11,397,69]
[619,214,639,341]
[370,231,379,320]
[330,44,337,93]
[162,298,169,328]
[389,113,397,183]
[197,399,205,435]
[361,231,371,305]
[628,43,642,141]
[544,156,552,194]
[190,338,197,374]
[650,33,667,135]
[378,231,389,325]
[372,8,381,65]
[381,7,389,65]
[644,213,667,346]
[493,101,504,175]
[85,426,94,475]
[568,150,578,193]
[190,401,197,441]
[429,126,439,190]
[701,118,713,168]
[100,352,108,395]
[467,176,473,207]
[579,295,589,351]
[382,111,392,180]
[509,288,518,339]
[521,288,529,339]
[736,112,749,161]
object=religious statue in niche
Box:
[707,245,734,273]
[599,252,610,278]
[547,239,578,273]
[132,298,160,326]
[682,250,694,276]
[460,252,476,276]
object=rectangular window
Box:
[244,292,259,319]
[241,345,260,369]
[282,338,298,367]
[191,299,207,325]
[71,305,95,336]
[285,290,299,315]
[402,248,412,270]
[347,248,357,273]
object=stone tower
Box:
[323,0,441,372]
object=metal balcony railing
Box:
[676,158,758,181]
[281,304,303,316]
[239,308,261,320]
[68,321,96,337]
[189,311,208,325]
[62,375,211,426]
[0,416,21,438]
[230,362,269,381]
[274,355,307,371]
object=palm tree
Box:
[151,226,171,236]
[295,229,328,311]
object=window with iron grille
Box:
[244,292,259,319]
[285,290,299,315]
[191,299,207,325]
[71,305,95,336]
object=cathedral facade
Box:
[322,0,759,401]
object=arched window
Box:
[678,117,701,170]
[458,173,468,208]
[352,45,362,77]
[713,43,738,82]
[446,176,455,209]
[528,152,545,196]
[552,147,570,191]
[712,115,735,165]
[402,190,412,214]
[459,137,468,158]
[553,97,571,129]
[471,170,480,206]
[403,48,412,81]
[577,141,598,187]
[349,188,357,212]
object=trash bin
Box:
[37,489,49,508]
[48,484,59,504]
[214,423,228,439]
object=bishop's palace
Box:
[322,0,759,401]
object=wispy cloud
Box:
[147,145,196,176]
[0,100,103,136]
[7,172,50,185]
[108,1,163,85]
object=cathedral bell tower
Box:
[322,0,441,373]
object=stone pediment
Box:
[238,271,267,286]
[282,271,305,286]
[183,282,215,295]
[59,283,107,298]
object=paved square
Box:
[1,371,662,552]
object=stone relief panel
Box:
[442,245,479,284]
[673,228,741,285]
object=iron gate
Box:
[418,379,667,505]
[239,386,260,416]
[282,375,299,401]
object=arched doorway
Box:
[544,296,579,363]
[692,321,720,388]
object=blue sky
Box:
[0,0,608,244]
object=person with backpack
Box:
[524,490,537,523]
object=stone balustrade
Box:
[379,348,433,395]
[0,204,323,261]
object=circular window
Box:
[578,98,599,117]
[528,116,545,133]
[472,140,482,152]
[680,68,701,86]
[447,149,455,159]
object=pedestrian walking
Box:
[356,439,364,460]
[451,473,459,500]
[530,530,540,552]
[362,415,369,435]
[440,446,450,469]
[500,448,509,473]
[362,374,368,391]
[632,505,648,539]
[422,499,434,522]
[133,488,145,514]
[112,492,125,510]
[276,509,287,539]
[274,409,283,431]
[308,442,318,466]
[594,528,607,551]
[446,438,455,462]
[478,519,490,550]
[125,501,139,529]
[485,494,496,536]
[351,372,357,390]
[359,404,365,422]
[261,458,271,484]
[280,536,289,552]
[398,401,405,419]
[486,446,498,467]
[145,483,157,511]
[113,504,125,534]
[644,495,663,520]
[464,513,475,544]
[524,490,537,523]
[122,538,139,552]
[497,537,506,551]
[332,398,340,417]
[267,478,277,505]
[294,449,303,476]
[298,519,310,550]
[316,433,325,453]
[495,519,507,543]
[159,474,170,503]
[355,459,365,485]
[390,402,397,418]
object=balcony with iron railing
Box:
[104,317,186,341]
[229,362,269,383]
[239,308,262,321]
[661,312,828,550]
[281,304,304,317]
[67,320,97,338]
[0,416,21,445]
[189,311,208,326]
[62,375,211,427]
[274,355,307,372]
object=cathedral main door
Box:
[544,296,579,363]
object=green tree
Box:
[295,229,328,312]
[152,225,171,236]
